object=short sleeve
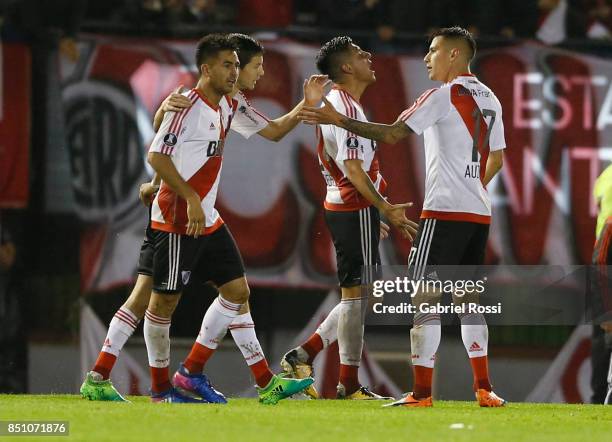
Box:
[230,94,270,139]
[333,125,366,162]
[332,95,369,162]
[150,110,188,156]
[489,96,506,152]
[399,88,449,135]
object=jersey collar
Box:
[193,88,220,111]
[331,85,361,104]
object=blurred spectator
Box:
[1,0,86,60]
[84,0,126,23]
[162,0,221,25]
[0,211,26,393]
[316,0,382,31]
[85,0,236,28]
[536,0,587,44]
[238,0,292,27]
[585,0,612,39]
[466,0,538,39]
[590,163,612,404]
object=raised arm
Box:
[298,97,412,144]
[257,75,329,142]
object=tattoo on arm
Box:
[339,116,411,144]
[364,176,385,206]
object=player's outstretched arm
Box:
[257,75,329,142]
[299,97,412,144]
[152,85,192,132]
[344,159,418,240]
[147,153,203,237]
[482,150,504,186]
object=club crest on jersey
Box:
[163,133,177,146]
[346,136,359,149]
[181,271,191,285]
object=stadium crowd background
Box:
[0,0,610,403]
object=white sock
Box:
[410,313,441,368]
[101,307,140,357]
[337,297,365,366]
[459,312,488,358]
[195,296,242,349]
[143,310,171,368]
[315,302,342,347]
[229,312,265,366]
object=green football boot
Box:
[256,374,314,405]
[80,371,129,402]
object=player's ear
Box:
[340,62,353,75]
[200,63,210,77]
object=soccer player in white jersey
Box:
[278,36,417,400]
[298,27,506,408]
[80,33,324,404]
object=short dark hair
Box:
[316,36,353,82]
[430,26,477,61]
[228,33,264,67]
[194,33,236,68]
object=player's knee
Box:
[149,292,179,317]
[234,287,251,305]
[124,300,147,319]
[221,286,250,305]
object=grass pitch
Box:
[0,395,610,442]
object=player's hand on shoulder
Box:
[162,85,192,113]
[303,75,330,106]
[298,97,340,126]
[139,182,160,207]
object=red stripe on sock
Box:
[228,324,255,330]
[115,310,138,329]
[302,333,324,365]
[145,311,171,325]
[413,365,433,399]
[469,355,492,392]
[150,366,172,394]
[183,342,215,374]
[250,359,274,388]
[93,351,117,380]
[339,364,360,395]
[218,297,241,311]
[115,314,137,329]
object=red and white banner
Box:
[0,43,30,208]
[526,325,592,403]
[59,36,611,292]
